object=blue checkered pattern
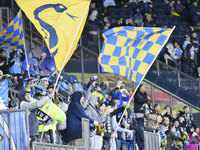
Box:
[98,26,173,83]
[0,79,8,104]
[0,11,24,49]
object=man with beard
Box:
[144,110,158,132]
[161,117,170,134]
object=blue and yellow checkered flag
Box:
[98,26,174,83]
[0,11,24,49]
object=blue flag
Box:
[0,111,29,150]
[0,79,8,104]
[98,26,173,83]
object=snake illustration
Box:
[34,4,77,58]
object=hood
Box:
[186,44,192,52]
[89,95,99,108]
[89,10,98,21]
[18,88,30,102]
[71,91,84,104]
[9,51,16,60]
[26,51,33,60]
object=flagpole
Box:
[40,1,91,142]
[20,9,30,78]
[113,26,176,134]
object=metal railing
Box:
[151,59,200,96]
[0,109,30,150]
[32,118,90,150]
[0,7,9,31]
[143,79,200,111]
[144,131,160,150]
[9,88,19,102]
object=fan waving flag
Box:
[15,0,91,72]
[41,46,56,73]
[98,26,174,84]
[0,11,24,49]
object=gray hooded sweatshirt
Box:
[85,95,106,123]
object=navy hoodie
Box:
[66,91,94,142]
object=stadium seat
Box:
[73,83,85,92]
[167,78,177,85]
[189,81,198,87]
[112,14,120,20]
[193,86,199,93]
[118,7,128,13]
[180,82,188,87]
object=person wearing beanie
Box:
[36,85,66,144]
[181,44,193,75]
[18,88,54,146]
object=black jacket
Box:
[0,56,14,74]
[165,130,183,150]
[134,90,148,113]
[181,48,191,67]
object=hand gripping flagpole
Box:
[40,2,91,142]
[112,26,176,140]
[20,9,30,78]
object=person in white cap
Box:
[38,52,50,78]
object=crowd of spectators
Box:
[86,0,200,80]
[144,103,200,150]
[0,46,141,149]
[0,47,198,150]
[0,0,200,150]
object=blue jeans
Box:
[136,118,144,150]
[117,139,130,150]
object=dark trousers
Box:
[181,65,190,75]
[136,118,144,150]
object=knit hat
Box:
[40,52,46,58]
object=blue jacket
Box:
[66,91,94,142]
[22,51,37,76]
[111,91,129,108]
[15,70,28,91]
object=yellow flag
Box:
[0,11,24,49]
[15,0,91,71]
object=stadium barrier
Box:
[144,131,160,150]
[0,109,30,150]
[32,118,90,150]
[9,88,19,102]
